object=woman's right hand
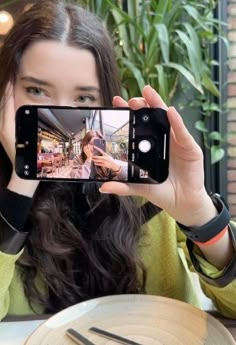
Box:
[0,84,39,197]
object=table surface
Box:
[1,313,236,345]
[0,319,44,345]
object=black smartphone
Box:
[15,105,170,183]
[93,138,106,155]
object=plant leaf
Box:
[211,146,225,164]
[155,24,170,63]
[122,59,146,94]
[183,23,202,65]
[175,29,202,83]
[152,0,169,24]
[155,64,169,102]
[183,5,209,31]
[209,131,224,141]
[110,7,132,58]
[195,120,208,132]
[163,62,204,94]
[202,74,220,97]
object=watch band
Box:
[176,193,231,243]
[186,222,236,287]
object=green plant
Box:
[80,0,227,164]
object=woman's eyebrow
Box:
[20,77,99,92]
[20,76,53,87]
[74,86,100,92]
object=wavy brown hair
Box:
[80,130,103,163]
[79,130,110,179]
[0,0,147,313]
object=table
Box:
[0,319,44,345]
[0,313,236,345]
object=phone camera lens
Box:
[142,114,150,123]
[25,110,30,115]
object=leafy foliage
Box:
[80,0,227,164]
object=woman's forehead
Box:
[17,40,100,89]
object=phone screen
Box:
[93,138,106,155]
[15,106,170,183]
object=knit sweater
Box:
[1,210,236,321]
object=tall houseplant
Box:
[80,0,226,164]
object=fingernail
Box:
[99,188,110,194]
[144,85,153,90]
[113,96,122,101]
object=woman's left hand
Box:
[100,85,218,227]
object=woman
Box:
[0,0,235,320]
[70,130,127,180]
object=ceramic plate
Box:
[24,294,235,345]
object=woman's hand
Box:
[84,144,93,161]
[100,85,218,227]
[92,146,120,172]
[0,84,16,164]
[0,84,39,197]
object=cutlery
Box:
[89,326,143,345]
[66,328,96,345]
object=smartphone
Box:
[15,105,170,184]
[93,138,106,155]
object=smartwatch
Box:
[176,193,231,243]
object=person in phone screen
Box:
[0,0,236,321]
[70,130,127,180]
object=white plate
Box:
[24,294,235,345]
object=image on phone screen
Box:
[93,138,106,155]
[15,106,170,183]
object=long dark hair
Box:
[80,130,103,163]
[79,130,109,179]
[0,0,147,313]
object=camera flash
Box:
[25,109,30,114]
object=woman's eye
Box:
[76,95,96,103]
[25,87,46,96]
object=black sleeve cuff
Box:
[0,187,33,254]
[187,222,236,287]
[0,186,33,230]
[0,211,29,254]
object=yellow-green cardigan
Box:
[0,210,236,321]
